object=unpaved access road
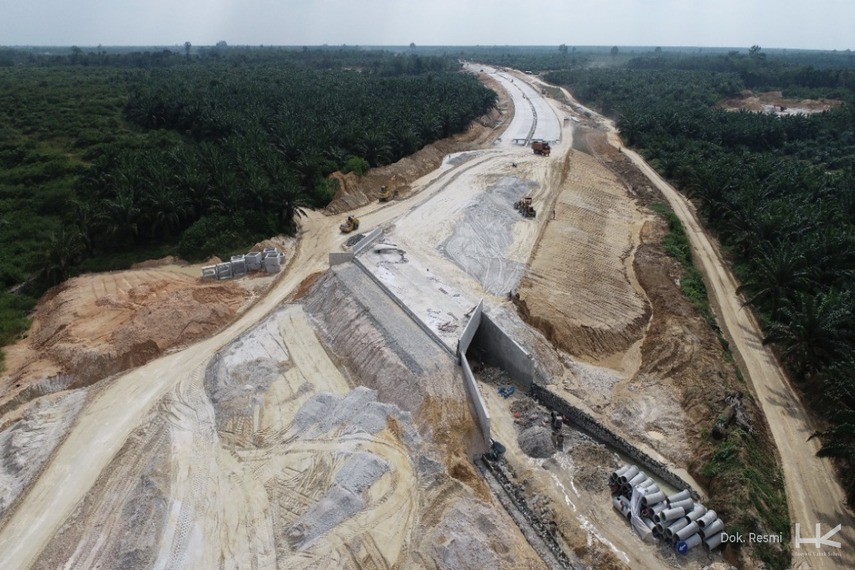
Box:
[5,63,847,570]
[573,107,855,566]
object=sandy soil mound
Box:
[719,90,843,115]
[517,149,650,361]
[1,268,252,397]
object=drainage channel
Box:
[477,456,581,570]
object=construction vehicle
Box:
[378,185,398,203]
[339,215,360,233]
[531,140,551,156]
[514,196,536,218]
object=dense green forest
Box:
[542,51,855,517]
[0,47,497,359]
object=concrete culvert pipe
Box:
[665,518,689,539]
[656,507,686,524]
[704,532,724,551]
[676,521,700,542]
[611,464,631,484]
[642,491,666,508]
[637,477,655,489]
[685,504,707,522]
[628,471,647,487]
[641,483,661,496]
[619,465,639,484]
[697,509,718,528]
[678,533,704,553]
[700,518,725,539]
[613,496,632,519]
[647,502,667,519]
[667,489,691,504]
[669,498,694,512]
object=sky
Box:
[1,0,852,51]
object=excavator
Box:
[514,196,536,218]
[378,185,399,203]
[339,215,360,233]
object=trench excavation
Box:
[455,299,728,566]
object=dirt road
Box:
[585,113,854,567]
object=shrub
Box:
[342,156,370,176]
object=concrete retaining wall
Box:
[457,299,483,358]
[352,257,454,357]
[461,352,491,448]
[352,227,383,256]
[470,313,534,390]
[530,384,699,499]
[329,252,354,266]
[457,299,491,447]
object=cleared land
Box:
[0,63,849,570]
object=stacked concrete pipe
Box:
[608,463,726,555]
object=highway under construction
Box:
[0,64,852,570]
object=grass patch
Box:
[650,202,714,323]
[702,429,791,569]
[654,200,791,568]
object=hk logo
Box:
[795,523,842,549]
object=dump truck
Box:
[514,196,536,218]
[531,140,551,156]
[378,185,398,203]
[339,215,360,233]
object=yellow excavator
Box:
[339,215,360,233]
[514,196,536,218]
[378,185,399,203]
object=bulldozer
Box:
[514,196,536,218]
[378,185,399,203]
[531,140,551,156]
[339,215,360,233]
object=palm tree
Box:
[737,243,818,320]
[811,359,855,505]
[140,185,192,238]
[764,290,854,381]
[98,188,141,247]
[39,225,83,285]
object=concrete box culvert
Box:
[467,312,534,390]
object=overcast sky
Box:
[1,0,852,51]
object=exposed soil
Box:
[3,64,846,570]
[719,90,843,116]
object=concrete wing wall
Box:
[457,299,483,358]
[460,353,491,449]
[352,227,383,256]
